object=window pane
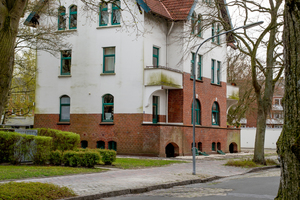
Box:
[104,47,115,55]
[105,57,115,71]
[212,113,217,124]
[58,15,66,30]
[153,57,158,66]
[153,48,158,56]
[100,11,108,25]
[61,106,70,120]
[104,105,113,120]
[112,9,121,24]
[104,95,113,103]
[70,14,77,29]
[62,50,71,58]
[70,5,77,12]
[62,59,71,74]
[61,96,70,104]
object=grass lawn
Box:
[112,158,187,169]
[224,158,278,168]
[0,182,76,200]
[0,165,108,181]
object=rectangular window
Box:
[197,55,202,80]
[211,59,215,83]
[275,99,281,106]
[99,2,108,26]
[61,50,71,75]
[153,47,159,67]
[58,6,66,30]
[111,0,121,25]
[153,96,159,124]
[69,5,77,29]
[103,47,115,73]
[217,61,221,84]
[191,53,195,78]
[60,96,70,122]
[212,23,215,42]
[217,24,220,45]
[197,15,202,37]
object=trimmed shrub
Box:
[33,136,52,165]
[97,149,116,165]
[62,151,100,168]
[0,131,22,163]
[82,152,101,168]
[37,128,80,152]
[50,150,63,165]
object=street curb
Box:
[61,165,279,200]
[61,176,222,200]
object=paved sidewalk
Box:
[3,150,278,200]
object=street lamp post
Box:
[192,21,263,175]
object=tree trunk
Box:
[276,1,300,199]
[253,101,267,165]
[0,0,27,117]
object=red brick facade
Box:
[34,73,240,156]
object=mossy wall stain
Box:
[147,72,181,88]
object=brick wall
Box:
[168,89,183,123]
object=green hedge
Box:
[37,128,80,152]
[0,131,22,163]
[76,148,116,165]
[0,131,52,164]
[49,150,63,165]
[63,151,100,168]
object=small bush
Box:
[97,149,116,165]
[33,136,52,165]
[37,128,80,152]
[0,131,22,163]
[50,150,63,165]
[0,182,76,200]
[82,152,101,167]
[63,151,100,168]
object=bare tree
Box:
[275,0,300,199]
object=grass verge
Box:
[112,158,187,169]
[0,182,76,200]
[224,158,278,168]
[0,165,108,181]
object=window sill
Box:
[210,83,221,87]
[57,122,70,125]
[99,122,114,125]
[58,75,72,77]
[190,77,203,82]
[97,25,121,29]
[100,73,116,76]
[56,29,77,33]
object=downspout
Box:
[166,21,174,124]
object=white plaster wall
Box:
[36,0,146,114]
[241,128,281,149]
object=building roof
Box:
[142,0,195,20]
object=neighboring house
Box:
[26,0,240,156]
[241,79,284,128]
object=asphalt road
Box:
[101,168,280,200]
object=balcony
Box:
[144,66,183,89]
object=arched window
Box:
[81,140,88,149]
[191,12,196,34]
[112,0,121,25]
[212,102,219,125]
[69,5,77,29]
[191,99,201,125]
[108,141,117,151]
[102,94,114,122]
[60,95,70,122]
[198,142,202,151]
[97,141,105,149]
[58,6,66,30]
[99,2,108,26]
[212,142,216,151]
[197,14,202,37]
[217,142,221,150]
